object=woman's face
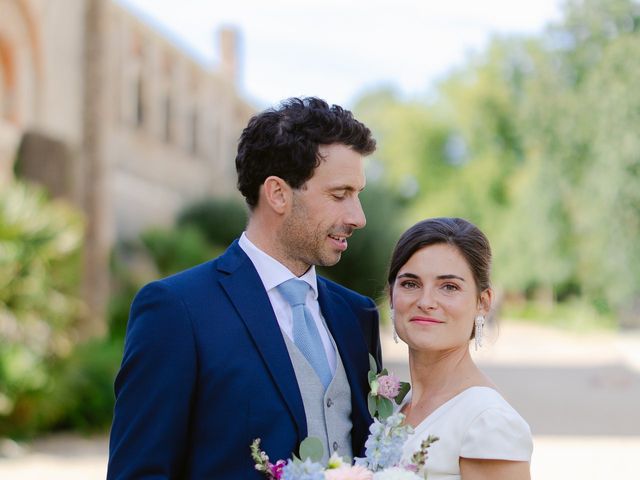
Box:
[391,243,490,352]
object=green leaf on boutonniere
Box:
[299,436,324,463]
[368,353,378,374]
[367,392,377,418]
[395,381,411,405]
[368,370,377,383]
[377,397,394,420]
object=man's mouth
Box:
[328,234,348,251]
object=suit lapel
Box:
[217,242,307,441]
[317,280,371,440]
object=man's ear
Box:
[262,176,291,214]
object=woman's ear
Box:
[262,176,291,214]
[478,288,493,316]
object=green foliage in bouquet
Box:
[295,436,325,463]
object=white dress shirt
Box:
[238,232,337,373]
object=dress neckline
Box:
[402,386,498,432]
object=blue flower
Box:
[281,458,325,480]
[359,412,413,471]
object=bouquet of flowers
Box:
[251,355,439,480]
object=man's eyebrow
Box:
[328,185,365,192]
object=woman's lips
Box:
[410,316,444,324]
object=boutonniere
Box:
[367,354,411,420]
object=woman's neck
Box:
[409,346,474,397]
[403,346,485,426]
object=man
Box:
[107,97,381,479]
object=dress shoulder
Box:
[460,389,533,461]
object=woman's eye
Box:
[400,280,419,289]
[442,283,459,292]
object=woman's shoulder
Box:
[457,386,515,411]
[457,387,533,461]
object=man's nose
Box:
[346,196,366,229]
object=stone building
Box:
[0,0,254,333]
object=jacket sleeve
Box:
[107,281,197,479]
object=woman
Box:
[388,217,532,480]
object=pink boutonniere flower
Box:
[367,355,410,420]
[376,374,401,400]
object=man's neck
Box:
[244,223,310,277]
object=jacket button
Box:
[326,398,333,408]
[332,441,339,451]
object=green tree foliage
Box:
[547,0,640,86]
[574,34,640,323]
[0,181,84,435]
[353,0,640,326]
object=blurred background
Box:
[0,0,639,478]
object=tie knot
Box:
[277,278,310,307]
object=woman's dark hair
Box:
[387,217,492,298]
[235,97,376,208]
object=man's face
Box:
[278,143,367,275]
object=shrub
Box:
[140,226,217,277]
[0,181,84,436]
[177,196,247,248]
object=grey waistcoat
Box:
[282,330,353,463]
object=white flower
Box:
[372,467,422,480]
[327,451,346,469]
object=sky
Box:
[116,0,564,109]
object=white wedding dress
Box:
[400,386,533,480]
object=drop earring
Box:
[474,315,485,351]
[390,308,399,344]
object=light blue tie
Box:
[277,278,333,389]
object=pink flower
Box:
[377,374,401,399]
[325,464,373,480]
[269,459,287,479]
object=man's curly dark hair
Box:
[235,97,376,209]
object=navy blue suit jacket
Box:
[107,240,382,479]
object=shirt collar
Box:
[239,232,318,298]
